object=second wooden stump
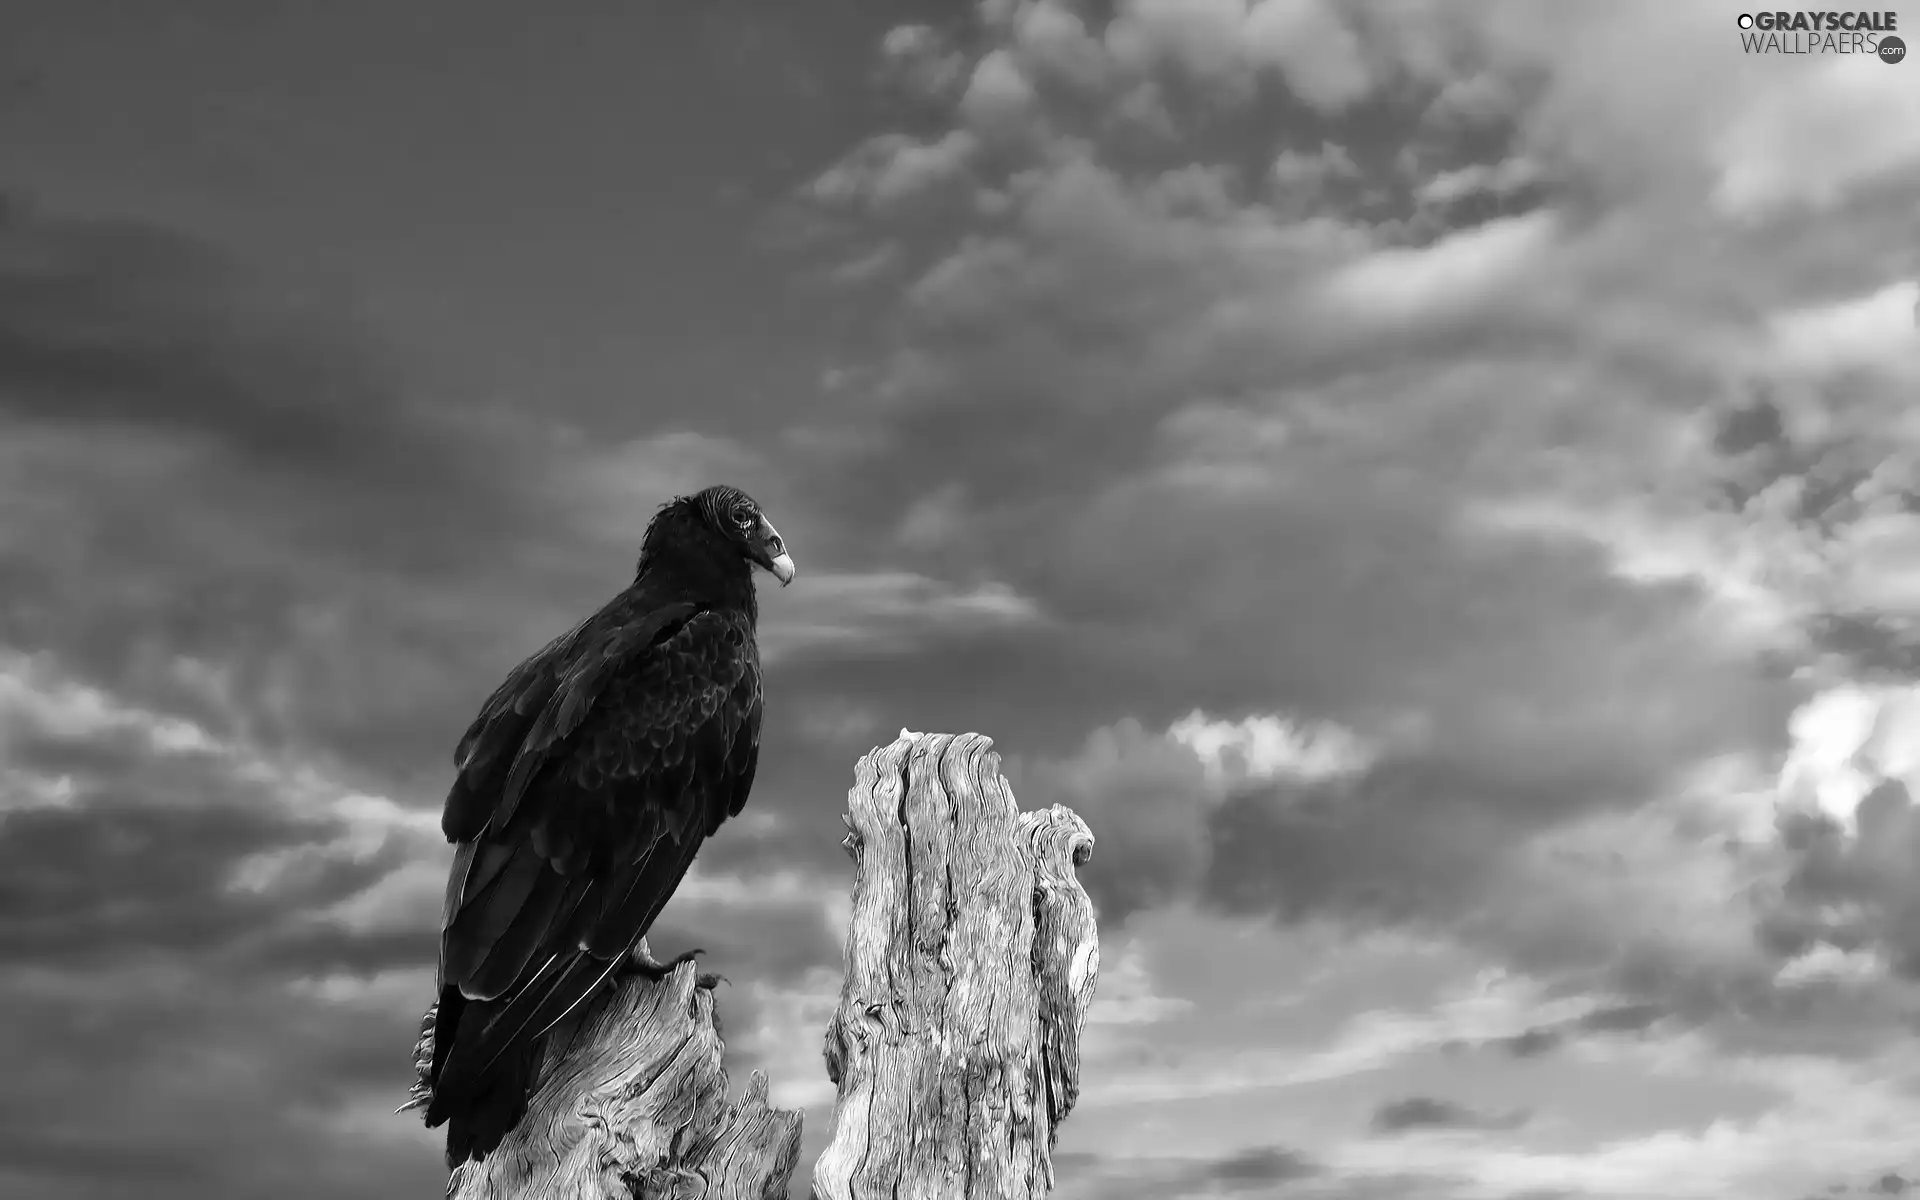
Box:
[813,731,1100,1200]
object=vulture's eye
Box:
[734,510,756,534]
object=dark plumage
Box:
[418,485,794,1167]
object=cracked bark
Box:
[811,731,1101,1200]
[415,942,802,1200]
[408,731,1096,1200]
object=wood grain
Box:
[418,942,802,1200]
[407,730,1098,1200]
[812,731,1100,1200]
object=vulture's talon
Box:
[627,945,708,981]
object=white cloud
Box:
[1414,156,1543,207]
[286,966,434,1009]
[315,855,447,933]
[1166,709,1374,785]
[0,648,221,762]
[1459,494,1812,655]
[0,649,221,814]
[1103,0,1374,112]
[0,768,77,813]
[1104,0,1249,82]
[1766,280,1920,379]
[878,23,970,103]
[1773,942,1888,989]
[1240,0,1373,111]
[1835,513,1920,614]
[1013,1,1111,93]
[809,131,980,212]
[1712,58,1920,220]
[760,570,1043,659]
[791,2,1920,1186]
[1779,681,1920,831]
[1085,966,1612,1107]
[1495,777,1786,979]
[737,966,844,1110]
[959,48,1038,132]
[1781,683,1888,829]
[1087,939,1193,1027]
[1316,210,1560,332]
[0,650,440,908]
[1273,142,1356,183]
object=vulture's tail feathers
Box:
[441,1035,537,1168]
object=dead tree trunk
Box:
[812,731,1101,1200]
[411,944,802,1200]
[405,731,1097,1200]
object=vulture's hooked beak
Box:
[750,519,796,587]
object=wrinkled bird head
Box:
[637,485,796,598]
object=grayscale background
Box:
[1,2,1917,1198]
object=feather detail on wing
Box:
[426,601,763,1122]
[439,602,700,843]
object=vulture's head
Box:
[641,485,796,589]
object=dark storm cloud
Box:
[1497,1027,1564,1058]
[1018,718,1216,926]
[964,454,1803,1032]
[1488,1001,1667,1058]
[0,963,445,1200]
[797,387,1804,938]
[1058,465,1798,763]
[11,0,1907,1192]
[0,193,431,473]
[1370,1095,1528,1135]
[1202,1145,1322,1187]
[1050,1146,1322,1200]
[1806,614,1920,680]
[249,923,435,978]
[0,709,434,972]
[650,897,844,986]
[735,626,1204,894]
[775,15,1808,996]
[1711,392,1788,459]
[1578,1001,1666,1034]
[740,54,1824,1135]
[775,35,1809,1034]
[1703,380,1920,678]
[0,190,1050,800]
[1761,784,1920,977]
[0,192,581,789]
[0,758,445,1199]
[0,794,401,968]
[1203,759,1541,927]
[0,178,1071,1200]
[0,736,835,1198]
[1032,713,1741,941]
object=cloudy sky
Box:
[2,2,1919,1198]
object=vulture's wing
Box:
[429,602,762,1104]
[439,601,691,843]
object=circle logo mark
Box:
[1737,13,1755,28]
[1882,34,1907,63]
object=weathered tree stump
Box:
[408,943,802,1200]
[812,731,1100,1200]
[405,731,1098,1200]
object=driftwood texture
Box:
[415,943,801,1200]
[813,731,1100,1200]
[407,731,1097,1200]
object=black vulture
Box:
[417,484,794,1167]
